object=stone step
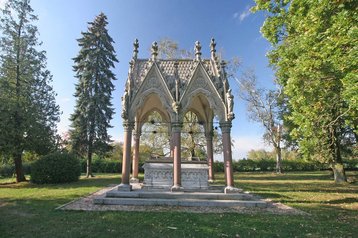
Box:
[93,197,268,208]
[105,190,255,201]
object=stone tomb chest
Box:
[142,160,209,190]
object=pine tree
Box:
[0,0,60,182]
[70,13,118,178]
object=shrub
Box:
[0,162,31,178]
[31,152,81,184]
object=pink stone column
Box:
[220,122,235,189]
[206,134,215,182]
[119,121,133,191]
[170,133,174,158]
[171,123,183,192]
[130,132,140,183]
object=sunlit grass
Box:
[0,171,357,237]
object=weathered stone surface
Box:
[143,162,209,190]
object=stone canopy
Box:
[119,39,238,193]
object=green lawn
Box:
[0,171,357,238]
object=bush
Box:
[0,162,31,177]
[31,152,81,184]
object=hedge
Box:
[30,152,81,184]
[1,158,357,178]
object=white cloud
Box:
[0,0,7,9]
[233,5,251,22]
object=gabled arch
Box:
[129,62,175,121]
[180,63,226,122]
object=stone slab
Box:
[143,162,209,189]
[93,197,268,208]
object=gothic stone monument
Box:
[119,39,238,193]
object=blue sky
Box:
[1,0,274,159]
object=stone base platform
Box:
[93,184,268,208]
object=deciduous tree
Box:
[252,0,357,182]
[237,70,284,173]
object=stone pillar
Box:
[220,122,240,193]
[119,121,133,191]
[171,123,183,192]
[206,133,215,182]
[169,132,174,158]
[130,131,140,183]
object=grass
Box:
[0,171,357,238]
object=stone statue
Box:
[226,89,234,115]
[121,90,129,119]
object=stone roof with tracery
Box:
[121,39,234,122]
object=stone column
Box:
[170,133,174,158]
[130,131,140,183]
[220,122,240,193]
[171,122,183,192]
[118,121,133,191]
[206,133,215,182]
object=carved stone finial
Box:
[151,41,158,61]
[220,60,226,69]
[210,38,216,59]
[132,38,139,60]
[194,41,202,61]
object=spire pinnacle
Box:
[194,41,202,61]
[151,41,158,61]
[132,38,139,60]
[210,38,216,60]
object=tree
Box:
[156,38,193,59]
[0,0,60,182]
[252,0,357,182]
[70,13,118,178]
[237,70,284,173]
[140,111,170,157]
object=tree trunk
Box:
[86,143,94,178]
[331,163,346,183]
[275,146,283,174]
[330,129,346,182]
[14,152,26,182]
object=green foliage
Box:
[252,0,357,180]
[247,149,300,160]
[0,0,60,182]
[140,111,170,157]
[79,158,122,174]
[70,13,118,177]
[214,159,358,173]
[0,162,31,178]
[30,152,81,184]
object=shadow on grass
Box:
[0,175,121,190]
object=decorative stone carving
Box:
[151,41,158,61]
[132,38,139,60]
[121,90,129,119]
[194,41,202,61]
[226,88,235,120]
[143,162,209,190]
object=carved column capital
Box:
[171,122,183,133]
[123,121,134,131]
[219,121,232,133]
